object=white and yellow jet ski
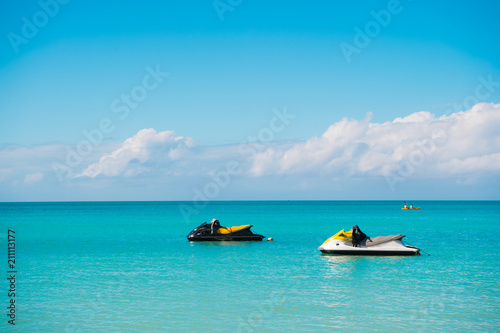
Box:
[318,229,420,256]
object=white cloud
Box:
[73,102,500,186]
[24,172,44,184]
[0,102,499,200]
[436,154,500,175]
[76,128,197,178]
[0,144,64,184]
[393,111,434,123]
[249,102,500,180]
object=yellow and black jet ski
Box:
[186,222,265,241]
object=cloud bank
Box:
[76,102,500,182]
[250,103,500,182]
[1,102,499,200]
[77,129,197,178]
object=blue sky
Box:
[1,0,499,201]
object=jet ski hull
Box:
[187,234,265,241]
[319,248,418,256]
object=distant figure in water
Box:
[352,225,366,247]
[210,218,220,234]
[403,202,408,209]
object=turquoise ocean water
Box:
[1,201,499,332]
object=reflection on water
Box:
[320,254,408,276]
[320,254,366,276]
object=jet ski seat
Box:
[362,235,405,247]
[217,225,252,234]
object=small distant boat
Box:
[318,229,420,256]
[402,202,420,210]
[186,222,265,241]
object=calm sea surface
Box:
[1,201,499,332]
